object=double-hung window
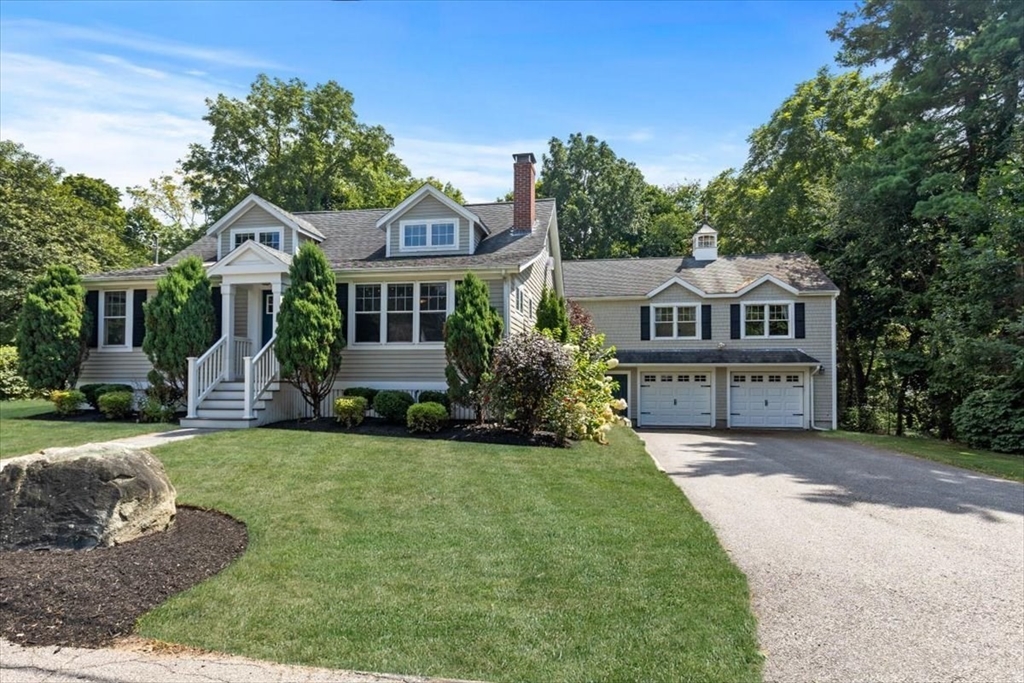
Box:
[387,284,414,343]
[418,283,447,342]
[653,305,698,339]
[355,285,381,343]
[400,219,458,251]
[258,231,281,250]
[744,303,791,338]
[233,232,256,249]
[101,291,129,348]
[232,228,283,252]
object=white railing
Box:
[187,335,228,418]
[244,335,278,419]
[233,338,252,379]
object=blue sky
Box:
[0,1,854,203]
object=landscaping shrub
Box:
[0,346,31,400]
[98,391,134,420]
[80,383,133,410]
[445,273,503,422]
[373,390,414,424]
[535,286,570,342]
[344,387,379,404]
[952,385,1024,454]
[50,389,86,416]
[485,331,573,435]
[145,369,184,410]
[417,390,450,409]
[16,265,89,391]
[334,396,367,428]
[408,402,448,433]
[139,396,176,423]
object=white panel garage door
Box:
[730,371,804,428]
[639,371,712,427]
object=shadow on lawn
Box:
[644,430,1024,522]
[264,417,567,448]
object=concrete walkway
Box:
[640,430,1024,683]
[0,638,478,683]
[101,427,221,449]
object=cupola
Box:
[692,223,718,260]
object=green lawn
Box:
[140,427,761,682]
[0,400,176,458]
[822,430,1024,483]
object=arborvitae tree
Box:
[276,243,345,419]
[535,285,570,342]
[16,265,89,390]
[445,273,503,422]
[143,256,215,395]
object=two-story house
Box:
[563,229,839,430]
[78,153,561,428]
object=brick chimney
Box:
[513,152,536,232]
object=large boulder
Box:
[0,444,176,550]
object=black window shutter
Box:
[640,306,650,341]
[730,304,740,339]
[211,286,223,340]
[132,290,148,347]
[701,304,712,340]
[795,302,806,339]
[335,283,348,338]
[85,290,99,348]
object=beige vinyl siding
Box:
[388,195,470,257]
[508,248,549,334]
[78,349,153,384]
[336,347,447,384]
[217,205,292,258]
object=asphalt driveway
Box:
[640,430,1024,683]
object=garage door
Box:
[730,372,804,427]
[639,371,712,427]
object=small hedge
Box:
[98,391,134,420]
[80,383,134,410]
[373,390,414,424]
[344,387,379,404]
[0,345,30,400]
[418,390,450,409]
[139,396,176,423]
[50,389,86,416]
[408,401,449,433]
[334,396,368,428]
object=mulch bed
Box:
[0,506,247,647]
[266,416,566,448]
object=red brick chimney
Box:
[513,152,536,232]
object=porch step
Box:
[179,416,259,430]
[200,398,266,411]
[217,381,280,392]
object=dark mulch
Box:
[0,506,247,647]
[266,416,566,448]
[22,409,184,426]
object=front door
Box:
[261,290,274,348]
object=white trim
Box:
[831,295,838,430]
[205,194,323,239]
[502,275,511,337]
[98,289,133,352]
[726,367,809,429]
[646,277,707,299]
[229,226,284,254]
[385,224,392,258]
[348,280,451,347]
[734,274,800,297]
[207,239,291,278]
[636,365,714,428]
[608,371,632,420]
[650,303,701,340]
[740,301,795,340]
[399,217,460,253]
[374,184,485,233]
[518,247,548,273]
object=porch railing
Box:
[187,335,228,418]
[233,338,253,379]
[244,335,278,419]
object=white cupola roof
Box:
[692,223,718,261]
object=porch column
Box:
[270,282,284,339]
[222,283,235,380]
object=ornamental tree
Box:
[143,256,215,396]
[276,243,345,419]
[485,331,573,436]
[535,285,569,342]
[15,265,89,390]
[444,273,503,422]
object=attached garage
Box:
[729,371,805,428]
[638,370,713,428]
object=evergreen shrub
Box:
[98,391,134,420]
[408,402,448,433]
[373,390,414,424]
[50,389,85,416]
[334,396,367,427]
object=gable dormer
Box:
[207,194,324,261]
[376,184,488,258]
[692,223,718,261]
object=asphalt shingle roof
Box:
[85,199,554,282]
[562,253,838,298]
[615,349,822,365]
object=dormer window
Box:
[400,218,459,252]
[696,234,716,250]
[231,227,283,252]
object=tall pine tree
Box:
[16,265,89,391]
[445,273,503,422]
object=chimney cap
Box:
[513,152,536,164]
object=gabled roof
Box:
[205,194,325,240]
[206,239,292,276]
[374,184,488,234]
[563,253,838,299]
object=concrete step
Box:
[200,398,267,412]
[216,381,280,392]
[195,407,249,419]
[179,417,258,430]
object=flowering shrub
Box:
[485,332,574,435]
[545,327,629,445]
